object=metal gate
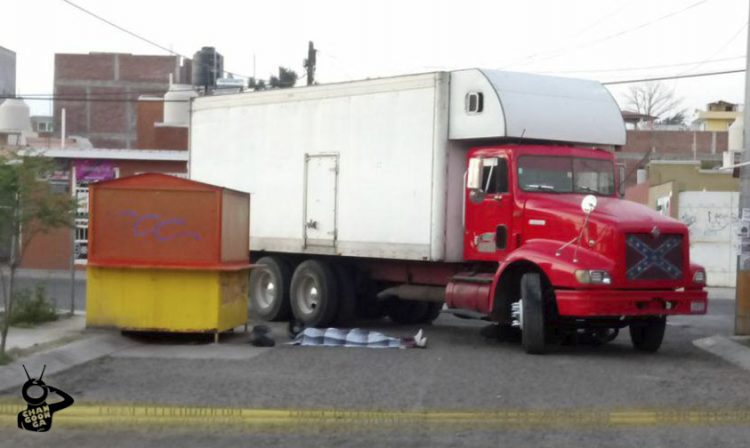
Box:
[304,154,338,247]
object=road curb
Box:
[0,332,134,393]
[693,335,750,372]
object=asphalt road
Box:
[0,293,747,447]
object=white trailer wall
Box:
[190,73,457,261]
[679,191,740,287]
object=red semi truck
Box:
[189,69,707,353]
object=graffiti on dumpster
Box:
[119,210,201,242]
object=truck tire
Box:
[629,317,666,353]
[420,302,444,324]
[386,299,428,325]
[290,260,340,327]
[249,256,292,321]
[520,272,547,354]
[333,264,357,326]
[356,281,387,320]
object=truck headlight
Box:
[575,270,611,285]
[693,270,706,284]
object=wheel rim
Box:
[511,300,523,330]
[253,270,276,310]
[295,275,320,316]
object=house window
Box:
[466,92,484,114]
[36,122,53,132]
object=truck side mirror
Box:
[581,195,597,214]
[618,164,626,198]
[467,158,482,190]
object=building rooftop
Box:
[19,147,188,161]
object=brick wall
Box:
[622,130,727,156]
[136,99,188,150]
[53,53,188,149]
[153,126,188,150]
[136,100,164,149]
[617,130,728,188]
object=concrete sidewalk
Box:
[0,333,135,393]
[3,313,86,353]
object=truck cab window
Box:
[481,158,508,194]
[518,156,614,195]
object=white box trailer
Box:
[189,69,624,264]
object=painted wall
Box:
[679,191,740,287]
[647,162,739,219]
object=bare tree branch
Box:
[623,81,685,120]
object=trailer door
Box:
[304,154,338,247]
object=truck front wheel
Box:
[520,272,547,354]
[290,260,340,327]
[249,256,292,321]
[629,317,666,353]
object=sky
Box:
[2,0,748,118]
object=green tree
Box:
[0,150,76,357]
[269,66,298,89]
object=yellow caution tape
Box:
[2,402,750,430]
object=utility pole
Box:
[735,2,750,335]
[304,41,317,86]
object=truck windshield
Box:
[517,156,615,195]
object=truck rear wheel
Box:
[333,264,357,326]
[421,302,444,324]
[629,317,666,353]
[249,256,292,321]
[290,260,340,327]
[520,272,547,354]
[386,299,428,325]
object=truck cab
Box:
[451,143,708,353]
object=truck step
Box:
[443,308,491,320]
[450,273,493,284]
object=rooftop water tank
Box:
[164,84,198,125]
[0,98,32,133]
[192,47,224,88]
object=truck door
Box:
[304,154,338,248]
[464,156,513,262]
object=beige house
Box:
[693,100,743,132]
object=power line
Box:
[536,55,745,75]
[506,0,710,69]
[59,0,252,80]
[7,69,746,102]
[675,21,748,77]
[602,68,745,85]
[61,0,175,57]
